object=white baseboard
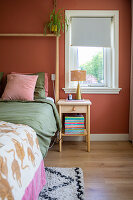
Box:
[63,134,129,141]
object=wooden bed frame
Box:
[0,33,60,104]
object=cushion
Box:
[33,72,48,99]
[0,72,4,97]
[2,74,38,101]
[0,72,3,83]
[11,72,48,98]
[44,73,48,97]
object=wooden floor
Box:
[45,141,133,200]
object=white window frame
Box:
[63,10,121,94]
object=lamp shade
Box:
[71,70,86,81]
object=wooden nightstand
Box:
[57,99,92,152]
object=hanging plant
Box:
[44,0,69,36]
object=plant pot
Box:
[51,25,57,33]
[54,25,57,32]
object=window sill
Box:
[63,87,122,94]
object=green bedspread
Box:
[0,99,61,157]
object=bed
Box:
[0,32,60,199]
[0,70,62,200]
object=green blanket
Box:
[0,99,61,157]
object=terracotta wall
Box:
[0,0,131,134]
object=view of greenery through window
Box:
[78,47,104,86]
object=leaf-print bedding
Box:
[0,121,46,200]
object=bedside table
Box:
[57,99,92,152]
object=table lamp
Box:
[71,70,86,100]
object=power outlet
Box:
[51,74,55,81]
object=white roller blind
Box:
[71,17,111,47]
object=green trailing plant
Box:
[44,2,69,36]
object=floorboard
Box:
[45,141,133,200]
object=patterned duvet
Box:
[0,121,46,200]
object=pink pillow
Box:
[11,72,48,97]
[2,74,38,101]
[44,73,48,97]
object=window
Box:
[64,10,121,94]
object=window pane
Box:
[70,47,105,87]
[78,47,104,86]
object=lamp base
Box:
[76,82,82,100]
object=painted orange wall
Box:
[0,0,131,134]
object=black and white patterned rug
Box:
[38,167,84,200]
